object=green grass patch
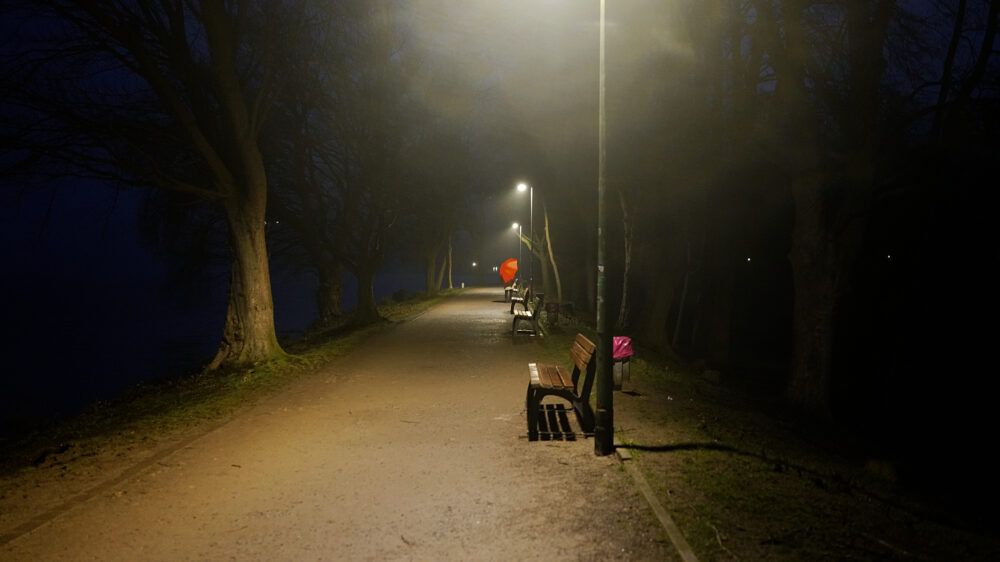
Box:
[612,334,1000,561]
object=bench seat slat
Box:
[528,362,573,390]
[545,364,574,389]
[530,363,550,387]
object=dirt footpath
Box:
[2,288,674,561]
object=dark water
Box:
[0,188,440,437]
[0,263,435,436]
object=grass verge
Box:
[536,313,999,560]
[613,345,1000,560]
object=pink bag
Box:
[612,336,633,360]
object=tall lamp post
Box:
[594,0,613,456]
[516,182,533,292]
[511,222,522,281]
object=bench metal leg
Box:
[573,399,596,433]
[527,390,592,439]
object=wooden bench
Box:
[504,280,520,302]
[512,293,544,336]
[509,285,531,314]
[525,333,597,440]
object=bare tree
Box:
[754,0,896,420]
[1,1,311,369]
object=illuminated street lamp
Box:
[516,182,533,291]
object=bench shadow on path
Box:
[533,404,588,441]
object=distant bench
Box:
[525,333,596,440]
[504,280,520,302]
[509,285,530,314]
[512,293,544,336]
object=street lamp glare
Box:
[512,222,519,229]
[517,183,528,192]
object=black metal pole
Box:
[594,0,613,456]
[529,185,534,292]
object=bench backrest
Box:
[570,333,597,398]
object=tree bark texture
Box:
[425,247,440,294]
[314,260,344,329]
[446,235,454,290]
[542,207,563,306]
[201,1,285,368]
[207,191,284,370]
[355,263,380,326]
[615,190,633,331]
[785,173,835,421]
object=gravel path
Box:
[2,288,673,561]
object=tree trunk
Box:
[536,244,552,300]
[435,250,447,291]
[202,2,286,369]
[763,0,832,421]
[672,267,690,348]
[777,0,890,422]
[446,234,453,289]
[425,248,439,294]
[355,263,380,325]
[785,173,835,422]
[207,194,285,370]
[699,244,733,365]
[585,230,597,314]
[615,190,633,331]
[542,207,563,307]
[314,259,343,329]
[642,265,676,355]
[932,0,966,143]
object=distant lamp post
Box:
[516,182,533,291]
[511,222,522,279]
